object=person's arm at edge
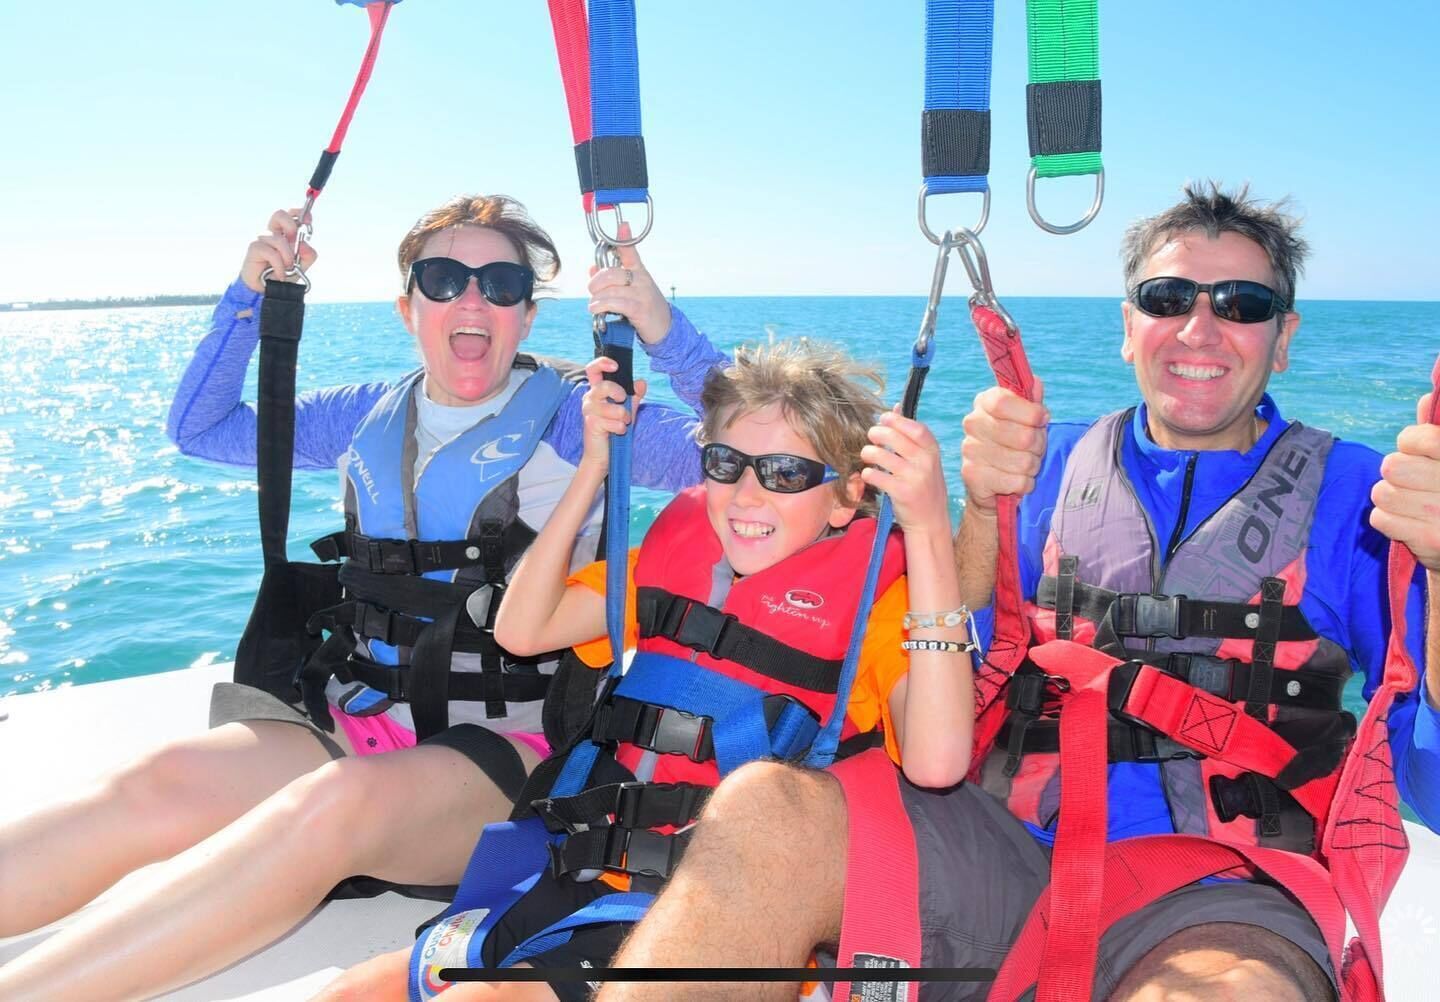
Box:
[638,303,727,415]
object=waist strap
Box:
[534,781,711,835]
[1036,576,1319,642]
[591,693,818,764]
[637,587,840,694]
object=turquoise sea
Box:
[1,296,1435,713]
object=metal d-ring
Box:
[1026,165,1105,236]
[918,183,990,246]
[586,194,655,247]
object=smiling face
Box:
[396,225,536,406]
[1121,230,1300,452]
[703,403,860,577]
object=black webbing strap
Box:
[1138,651,1345,712]
[590,693,816,764]
[256,278,307,566]
[636,588,841,694]
[549,825,692,881]
[310,529,487,575]
[534,781,710,835]
[1034,577,1320,643]
[921,108,991,178]
[1246,576,1286,718]
[1025,80,1102,157]
[1054,554,1079,641]
[343,656,550,711]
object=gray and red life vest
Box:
[977,409,1355,853]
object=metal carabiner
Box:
[258,198,315,290]
[592,240,623,338]
[586,194,655,248]
[918,182,990,245]
[951,227,1017,333]
[914,230,963,356]
[1026,165,1105,236]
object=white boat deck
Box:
[2,665,1436,999]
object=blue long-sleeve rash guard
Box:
[166,279,723,490]
[973,394,1439,838]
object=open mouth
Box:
[729,519,775,539]
[450,326,491,361]
[1167,362,1226,382]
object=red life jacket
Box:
[534,485,905,884]
[978,409,1354,854]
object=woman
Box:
[0,194,725,1001]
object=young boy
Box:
[317,338,974,1001]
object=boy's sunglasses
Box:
[406,258,534,307]
[1130,276,1290,324]
[701,443,837,495]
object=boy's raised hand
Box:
[860,408,952,538]
[580,355,647,474]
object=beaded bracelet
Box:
[902,605,970,630]
[901,639,978,654]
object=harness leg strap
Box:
[831,748,922,1002]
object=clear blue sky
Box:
[2,0,1436,303]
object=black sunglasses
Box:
[1130,276,1290,324]
[701,443,838,495]
[406,258,534,307]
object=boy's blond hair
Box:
[699,339,885,513]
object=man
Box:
[594,184,1440,1001]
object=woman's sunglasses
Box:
[406,258,534,307]
[701,443,837,494]
[1130,276,1290,324]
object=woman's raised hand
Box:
[240,209,318,293]
[587,222,670,345]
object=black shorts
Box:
[477,873,630,1002]
[894,776,1338,1002]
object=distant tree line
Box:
[0,294,221,312]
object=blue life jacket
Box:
[302,357,575,740]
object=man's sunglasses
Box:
[701,443,838,494]
[406,258,534,307]
[1130,276,1290,325]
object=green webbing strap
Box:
[1025,0,1102,178]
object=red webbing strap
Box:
[547,0,595,211]
[306,1,395,200]
[830,748,922,1002]
[1322,351,1440,998]
[1117,664,1338,821]
[1022,640,1121,1000]
[988,835,1349,1002]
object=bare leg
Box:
[600,761,848,1002]
[1108,923,1334,1002]
[0,719,343,936]
[312,951,557,1002]
[0,736,539,1001]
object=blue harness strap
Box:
[497,891,656,968]
[588,0,648,206]
[922,0,995,196]
[616,652,822,775]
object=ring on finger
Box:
[623,268,634,286]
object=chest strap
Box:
[548,825,693,881]
[637,587,841,693]
[1036,575,1319,642]
[534,780,711,836]
[311,525,503,577]
[591,692,819,764]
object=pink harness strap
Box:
[831,747,923,1001]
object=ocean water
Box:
[0,296,1435,709]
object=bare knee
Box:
[700,760,844,838]
[1108,923,1334,1002]
[105,740,247,856]
[262,756,384,872]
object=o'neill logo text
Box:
[347,447,380,505]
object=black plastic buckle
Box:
[674,603,737,657]
[614,781,703,829]
[1130,593,1185,639]
[356,605,400,646]
[1105,660,1149,725]
[1005,668,1069,716]
[646,706,710,761]
[382,666,409,701]
[611,828,680,878]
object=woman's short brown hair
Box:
[396,194,560,301]
[699,338,886,513]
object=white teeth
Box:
[452,327,490,338]
[731,521,774,539]
[1169,363,1225,380]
